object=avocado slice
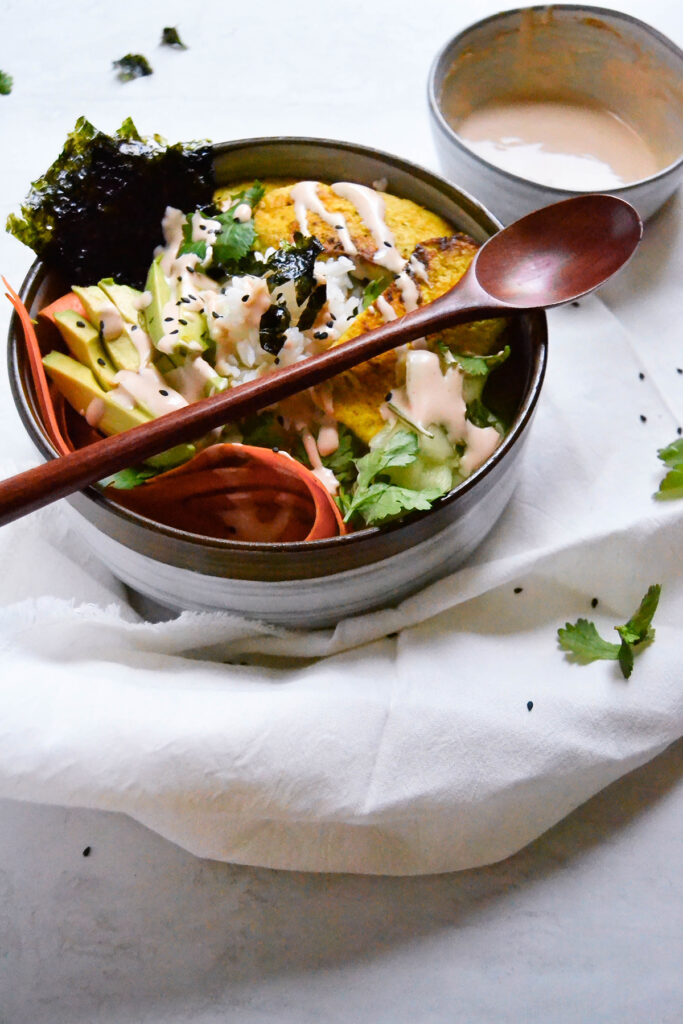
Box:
[144,257,210,364]
[143,257,171,345]
[145,443,197,469]
[53,310,118,390]
[99,278,146,326]
[43,351,151,436]
[72,285,140,372]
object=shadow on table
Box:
[1,738,681,1024]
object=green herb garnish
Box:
[343,429,442,526]
[0,70,12,96]
[361,275,393,310]
[161,27,188,49]
[100,464,164,489]
[113,54,153,82]
[654,438,683,500]
[558,583,662,679]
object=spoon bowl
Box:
[472,194,643,307]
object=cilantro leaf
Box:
[615,583,660,647]
[355,429,419,491]
[557,619,621,662]
[177,216,208,262]
[113,54,153,82]
[466,398,506,434]
[321,426,364,485]
[558,584,662,678]
[212,215,256,268]
[362,275,393,310]
[655,438,683,500]
[0,70,12,96]
[344,483,442,525]
[161,27,188,49]
[443,345,511,377]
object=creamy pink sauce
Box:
[456,99,660,190]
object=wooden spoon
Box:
[0,194,642,527]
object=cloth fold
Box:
[1,294,682,874]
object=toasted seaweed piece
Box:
[6,117,214,288]
[161,27,188,49]
[267,233,324,304]
[113,54,153,82]
[259,302,291,355]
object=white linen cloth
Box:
[0,0,681,875]
[1,289,681,874]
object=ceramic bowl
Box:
[8,137,547,628]
[428,5,683,224]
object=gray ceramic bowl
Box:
[8,137,547,627]
[428,5,683,224]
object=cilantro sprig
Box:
[558,584,661,679]
[342,430,443,526]
[361,275,393,310]
[654,438,683,500]
[0,70,12,96]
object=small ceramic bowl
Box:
[8,137,547,628]
[428,5,683,224]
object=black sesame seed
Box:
[177,276,182,282]
[677,368,683,375]
[639,372,645,380]
[527,701,534,712]
[277,293,284,301]
[199,225,206,231]
[330,314,336,321]
[335,224,344,230]
[591,597,599,608]
[678,427,682,436]
[274,357,280,365]
[314,331,329,340]
[572,301,580,308]
[188,294,197,301]
[97,358,106,366]
[514,586,523,594]
[388,632,398,639]
[212,311,220,319]
[159,389,169,396]
[385,392,392,401]
[170,329,179,335]
[200,309,205,315]
[164,317,174,322]
[131,325,139,331]
[176,300,182,306]
[272,446,279,453]
[326,322,334,328]
[384,241,391,247]
[640,414,647,423]
[179,319,188,325]
[181,297,191,304]
[242,295,249,302]
[82,846,91,857]
[76,320,86,328]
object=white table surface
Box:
[0,1,681,1021]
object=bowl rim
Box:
[427,3,683,196]
[8,134,548,554]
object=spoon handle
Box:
[0,273,508,527]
